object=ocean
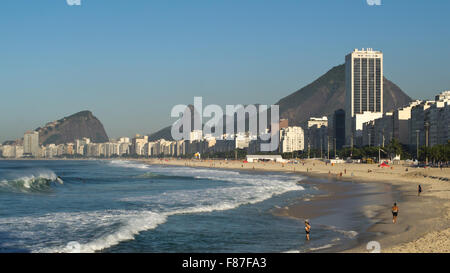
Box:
[0,160,369,253]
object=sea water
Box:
[0,160,364,253]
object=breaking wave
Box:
[2,162,305,253]
[108,160,149,169]
[0,170,62,193]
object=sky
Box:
[0,0,449,142]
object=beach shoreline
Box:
[137,157,450,253]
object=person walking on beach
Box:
[304,220,311,241]
[418,185,422,196]
[392,203,399,224]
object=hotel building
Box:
[345,48,383,145]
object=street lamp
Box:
[334,138,337,159]
[327,136,330,160]
[424,121,430,165]
[415,129,420,160]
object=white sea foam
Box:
[3,164,305,253]
[308,244,335,251]
[121,166,305,216]
[0,210,167,253]
[108,160,150,169]
[42,211,167,253]
[0,169,60,192]
[323,225,358,239]
[282,243,335,253]
[282,249,301,253]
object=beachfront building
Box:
[43,144,58,158]
[330,109,346,150]
[409,101,435,151]
[15,145,23,158]
[132,134,148,156]
[408,91,450,154]
[374,112,393,147]
[118,142,131,156]
[307,117,328,152]
[213,139,236,153]
[1,145,14,158]
[428,91,450,147]
[75,138,90,156]
[0,145,23,158]
[279,126,304,153]
[235,134,251,150]
[351,111,383,147]
[119,137,130,144]
[145,141,158,157]
[101,142,117,157]
[393,101,422,145]
[189,130,203,142]
[362,120,375,147]
[23,131,40,157]
[173,140,186,157]
[361,112,393,147]
[361,101,423,147]
[84,143,98,157]
[118,137,131,156]
[345,48,383,146]
[307,116,328,129]
[65,143,74,155]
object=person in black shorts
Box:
[392,203,399,224]
[418,185,422,196]
[305,220,311,241]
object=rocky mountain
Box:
[148,105,197,141]
[35,111,109,145]
[277,64,412,127]
[148,63,412,139]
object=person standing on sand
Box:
[418,185,422,196]
[392,203,399,224]
[305,220,311,241]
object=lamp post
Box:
[425,121,430,165]
[327,136,330,160]
[379,145,381,164]
[308,137,310,159]
[350,134,354,158]
[416,129,420,160]
[320,138,323,159]
[334,138,337,159]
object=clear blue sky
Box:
[1,0,449,142]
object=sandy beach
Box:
[139,158,450,253]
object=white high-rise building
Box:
[279,126,304,153]
[307,117,328,128]
[345,48,384,145]
[189,130,203,142]
[24,131,40,157]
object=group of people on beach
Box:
[303,184,424,240]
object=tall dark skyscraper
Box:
[333,109,346,150]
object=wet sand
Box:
[272,176,399,252]
[138,158,450,253]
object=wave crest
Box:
[0,170,62,193]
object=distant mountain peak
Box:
[277,63,412,127]
[36,111,109,145]
[148,63,413,139]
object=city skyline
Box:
[1,0,450,142]
[1,89,448,160]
